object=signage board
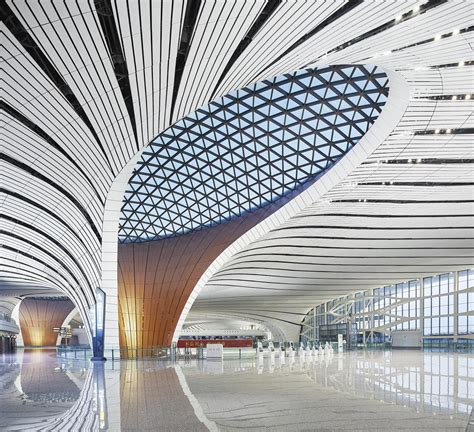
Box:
[91,287,106,361]
[338,334,344,351]
[206,343,223,360]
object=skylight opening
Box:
[119,65,388,243]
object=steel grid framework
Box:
[119,64,388,242]
[300,268,474,345]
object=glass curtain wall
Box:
[300,269,474,349]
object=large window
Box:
[458,269,474,335]
[423,273,455,336]
[372,280,419,331]
[300,269,473,345]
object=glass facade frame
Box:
[301,269,474,347]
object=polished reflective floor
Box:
[0,349,472,431]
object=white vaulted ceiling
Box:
[1,0,473,341]
[179,1,474,340]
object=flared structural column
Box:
[19,297,75,346]
[117,198,288,353]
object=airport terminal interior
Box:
[1,0,473,430]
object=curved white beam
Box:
[2,1,473,347]
[175,67,410,341]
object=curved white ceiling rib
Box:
[180,2,474,341]
[1,1,473,343]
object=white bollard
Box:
[288,342,296,360]
[268,341,275,362]
[257,341,264,362]
[324,341,331,356]
[306,345,312,356]
[299,342,305,361]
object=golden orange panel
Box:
[20,298,75,347]
[118,188,303,354]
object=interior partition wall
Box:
[301,269,474,349]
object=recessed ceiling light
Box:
[466,94,471,100]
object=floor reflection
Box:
[0,349,87,430]
[120,362,207,431]
[0,349,472,431]
[303,350,474,419]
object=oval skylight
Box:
[119,65,389,243]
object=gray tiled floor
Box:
[0,349,472,431]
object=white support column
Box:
[101,153,142,352]
[313,307,316,343]
[419,276,424,346]
[10,300,23,347]
[453,271,458,342]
